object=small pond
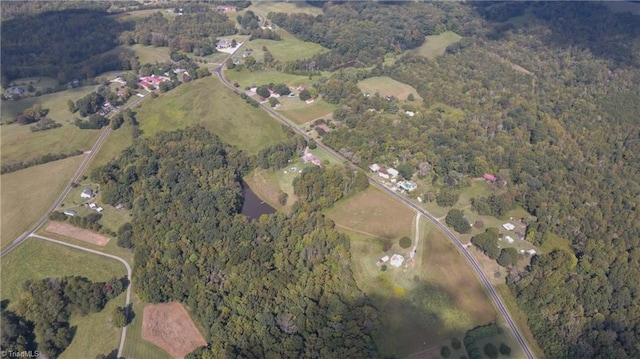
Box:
[240,182,276,219]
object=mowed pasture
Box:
[134,77,287,154]
[413,31,462,59]
[249,1,324,16]
[357,76,423,102]
[1,155,84,249]
[0,237,127,359]
[1,86,99,163]
[142,302,207,359]
[4,76,58,94]
[224,69,314,90]
[246,29,328,63]
[325,187,415,239]
[0,237,126,306]
[278,97,336,125]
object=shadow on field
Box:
[367,281,476,358]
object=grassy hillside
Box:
[134,77,288,154]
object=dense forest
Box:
[0,9,134,84]
[277,2,640,358]
[91,127,378,358]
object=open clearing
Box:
[123,296,172,359]
[245,29,328,63]
[413,31,462,59]
[142,302,207,359]
[134,77,287,154]
[278,97,336,124]
[45,221,110,246]
[249,1,324,16]
[325,187,415,239]
[1,155,84,249]
[357,76,423,102]
[225,69,318,90]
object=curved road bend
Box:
[1,94,149,258]
[29,234,132,359]
[214,65,536,359]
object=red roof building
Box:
[483,173,497,182]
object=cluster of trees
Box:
[10,276,126,357]
[1,9,134,84]
[269,2,482,71]
[72,91,107,117]
[444,209,470,234]
[293,165,369,209]
[9,104,48,125]
[255,135,306,170]
[463,323,511,359]
[1,303,37,355]
[74,114,110,130]
[470,228,519,268]
[0,150,83,175]
[470,194,515,217]
[120,9,236,56]
[90,127,379,358]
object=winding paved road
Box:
[213,58,536,359]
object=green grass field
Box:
[246,29,328,63]
[278,97,336,124]
[325,187,415,239]
[224,69,315,90]
[0,237,126,305]
[357,76,423,102]
[0,237,129,359]
[134,77,287,154]
[1,85,100,163]
[249,1,324,16]
[126,44,172,65]
[122,297,172,359]
[413,31,462,59]
[1,155,84,249]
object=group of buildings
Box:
[369,163,417,192]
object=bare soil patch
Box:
[45,221,110,246]
[142,302,207,359]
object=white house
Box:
[81,189,94,199]
[369,163,381,172]
[505,236,514,244]
[387,168,399,178]
[88,203,97,209]
[502,223,515,231]
[96,207,104,213]
[63,210,77,216]
[390,254,405,267]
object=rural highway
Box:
[214,59,536,359]
[1,93,148,258]
[29,234,132,359]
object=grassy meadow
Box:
[0,237,126,305]
[0,155,85,249]
[225,69,315,89]
[414,31,462,59]
[245,29,328,63]
[133,77,287,154]
[357,76,423,102]
[249,1,324,16]
[1,85,99,163]
[278,97,336,124]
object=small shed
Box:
[483,173,497,182]
[505,236,514,244]
[63,210,77,216]
[502,223,515,231]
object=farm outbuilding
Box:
[390,254,404,267]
